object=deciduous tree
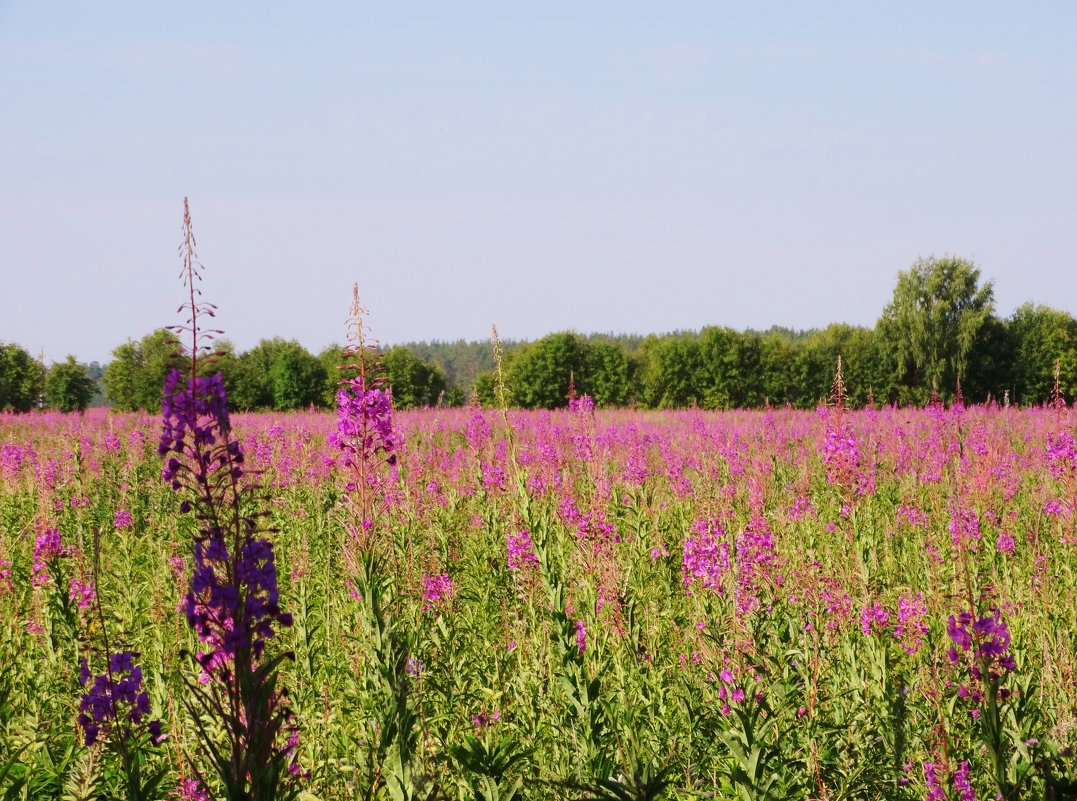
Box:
[45,356,96,412]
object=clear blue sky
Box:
[2,2,1075,364]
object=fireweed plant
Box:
[158,200,298,799]
[76,529,167,801]
[330,285,426,800]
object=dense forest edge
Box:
[3,256,1077,413]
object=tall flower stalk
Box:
[158,199,298,799]
[330,286,423,800]
[330,284,399,556]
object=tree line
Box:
[3,256,1076,413]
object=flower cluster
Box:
[819,406,874,497]
[787,496,816,521]
[69,578,96,611]
[465,405,491,453]
[506,529,539,572]
[1046,431,1077,481]
[947,607,1017,719]
[159,370,240,490]
[947,608,1016,672]
[184,533,293,677]
[331,376,400,468]
[953,760,976,801]
[896,505,929,529]
[948,507,982,552]
[733,515,777,614]
[859,602,890,636]
[682,518,730,593]
[471,707,501,730]
[923,762,945,801]
[894,594,930,656]
[568,394,595,414]
[422,572,454,613]
[559,496,619,553]
[161,367,294,679]
[854,595,929,656]
[32,527,68,587]
[77,651,162,747]
[0,560,11,594]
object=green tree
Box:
[877,256,996,402]
[1008,303,1077,404]
[103,329,184,411]
[45,356,96,412]
[472,371,498,406]
[790,325,885,408]
[227,338,325,411]
[0,342,45,412]
[962,314,1014,404]
[506,332,590,409]
[636,333,704,409]
[268,340,327,410]
[382,346,448,409]
[698,327,764,409]
[86,361,107,406]
[585,339,633,407]
[757,332,798,406]
[317,343,348,407]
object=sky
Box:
[2,2,1076,365]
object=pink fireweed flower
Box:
[471,708,501,730]
[506,529,539,572]
[184,534,292,675]
[923,762,946,801]
[895,505,929,529]
[575,619,587,652]
[0,560,12,594]
[819,406,872,496]
[175,777,211,801]
[948,507,982,552]
[113,509,134,529]
[787,496,816,521]
[158,371,238,492]
[465,405,491,452]
[996,530,1016,553]
[330,377,400,468]
[573,509,618,553]
[69,578,96,611]
[481,463,506,492]
[953,760,976,801]
[1046,431,1077,481]
[32,528,68,587]
[894,594,930,656]
[948,607,1016,672]
[568,394,595,414]
[1044,497,1066,517]
[422,573,454,612]
[682,519,729,593]
[859,602,891,636]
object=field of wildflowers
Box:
[3,385,1077,799]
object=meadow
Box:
[2,390,1077,800]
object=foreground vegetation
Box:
[2,390,1077,799]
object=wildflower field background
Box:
[2,390,1077,799]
